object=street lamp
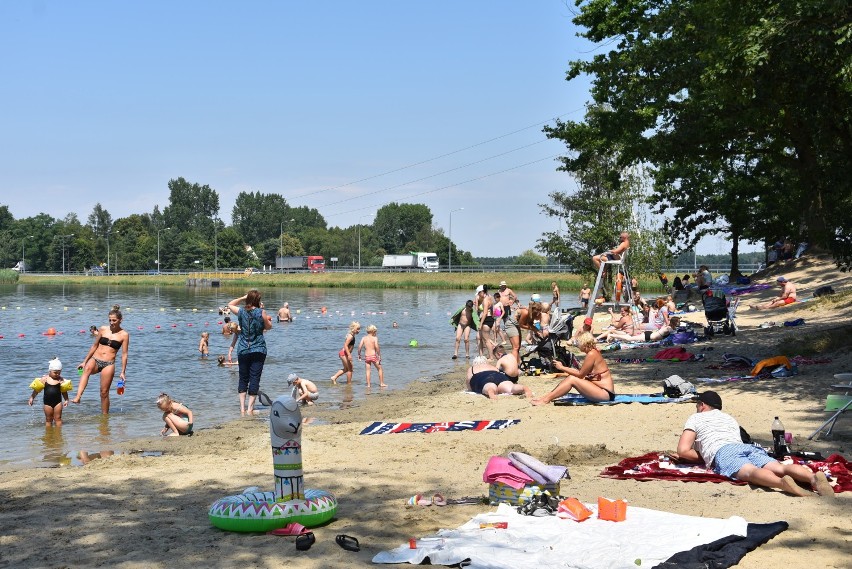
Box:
[214,217,220,271]
[157,227,171,274]
[60,234,74,274]
[106,230,119,275]
[358,213,374,271]
[279,218,295,269]
[21,235,34,273]
[448,207,464,273]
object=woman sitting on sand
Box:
[532,332,615,406]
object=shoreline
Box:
[1,255,849,568]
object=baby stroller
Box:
[520,311,580,374]
[702,291,737,338]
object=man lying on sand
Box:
[466,356,531,400]
[668,391,834,498]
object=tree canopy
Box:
[547,0,852,269]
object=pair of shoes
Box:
[517,492,558,516]
[406,493,447,507]
[336,534,360,552]
[295,532,315,551]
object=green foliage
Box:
[559,0,852,269]
[515,249,547,266]
[0,269,19,283]
[162,177,220,236]
[374,203,433,254]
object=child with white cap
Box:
[28,358,71,426]
[289,373,319,405]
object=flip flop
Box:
[445,496,484,505]
[267,522,308,536]
[336,534,360,552]
[432,493,447,506]
[295,532,315,551]
[406,494,432,507]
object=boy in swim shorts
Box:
[288,373,319,405]
[358,324,386,388]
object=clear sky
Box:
[0,1,754,258]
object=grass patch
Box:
[0,270,20,284]
[776,323,852,356]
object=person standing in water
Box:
[228,290,273,415]
[331,321,360,384]
[72,305,129,414]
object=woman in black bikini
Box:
[72,305,130,414]
[531,332,615,406]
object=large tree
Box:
[373,203,433,254]
[550,0,852,268]
[162,177,220,236]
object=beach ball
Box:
[409,339,418,348]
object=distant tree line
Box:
[0,177,476,273]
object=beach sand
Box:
[1,255,850,568]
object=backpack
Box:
[672,329,696,344]
[662,375,696,398]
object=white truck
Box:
[381,252,440,272]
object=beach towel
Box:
[359,419,520,435]
[600,452,852,493]
[653,347,695,361]
[507,452,569,484]
[482,456,533,489]
[553,393,696,406]
[373,502,782,569]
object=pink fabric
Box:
[483,455,534,489]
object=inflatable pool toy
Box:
[208,392,337,532]
[409,339,418,347]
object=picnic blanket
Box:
[600,452,852,493]
[359,419,520,435]
[554,393,696,406]
[373,502,785,569]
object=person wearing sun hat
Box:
[669,391,834,498]
[753,276,797,310]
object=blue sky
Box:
[0,1,754,257]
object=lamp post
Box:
[60,234,74,274]
[21,235,34,273]
[279,218,295,270]
[358,214,374,271]
[214,217,220,271]
[448,207,464,273]
[157,227,170,274]
[106,230,118,275]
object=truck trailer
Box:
[381,252,439,272]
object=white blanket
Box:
[373,503,748,569]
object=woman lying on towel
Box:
[531,332,615,406]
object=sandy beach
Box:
[1,255,850,569]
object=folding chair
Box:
[808,373,852,440]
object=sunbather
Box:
[466,356,531,400]
[532,332,615,405]
[668,391,834,498]
[753,276,797,310]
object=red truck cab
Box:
[306,255,325,273]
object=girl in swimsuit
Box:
[28,358,69,426]
[157,393,194,436]
[531,332,616,406]
[357,324,386,388]
[72,305,130,414]
[331,321,360,384]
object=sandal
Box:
[295,532,315,551]
[406,494,432,507]
[432,493,447,506]
[336,534,360,552]
[267,522,308,536]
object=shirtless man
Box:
[754,276,797,310]
[498,281,521,363]
[592,231,630,272]
[569,316,594,346]
[579,284,591,310]
[551,281,560,310]
[493,344,520,381]
[277,302,293,322]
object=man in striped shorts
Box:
[670,391,834,498]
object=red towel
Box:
[653,347,694,361]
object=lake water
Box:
[1,283,578,469]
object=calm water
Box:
[1,283,571,469]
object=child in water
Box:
[198,332,210,357]
[288,373,319,405]
[358,324,386,388]
[157,393,194,436]
[217,355,238,366]
[28,358,70,426]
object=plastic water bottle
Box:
[771,416,785,457]
[116,379,125,395]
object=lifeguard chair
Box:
[586,248,634,320]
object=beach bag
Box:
[671,329,696,344]
[814,285,835,298]
[662,375,696,398]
